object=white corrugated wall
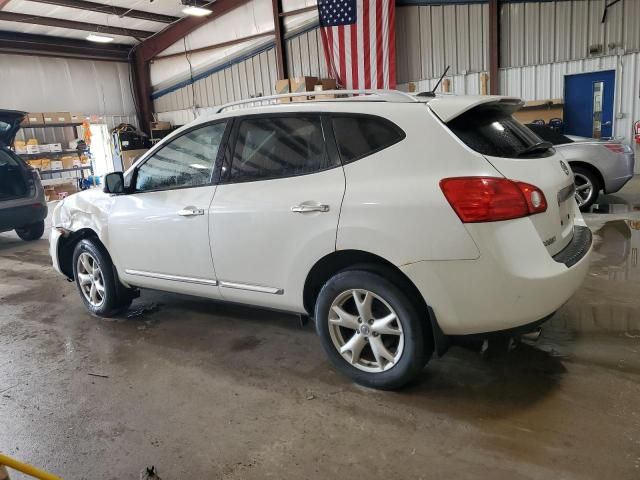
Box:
[0,54,136,118]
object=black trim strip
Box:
[552,225,592,268]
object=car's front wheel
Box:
[15,220,45,241]
[72,239,133,317]
[315,269,432,390]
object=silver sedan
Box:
[526,124,635,210]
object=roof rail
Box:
[214,89,418,113]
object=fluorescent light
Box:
[182,6,212,16]
[87,34,114,43]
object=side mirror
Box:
[104,172,125,194]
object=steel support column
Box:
[271,0,287,80]
[488,0,500,95]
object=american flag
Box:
[318,0,396,90]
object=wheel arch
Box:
[57,228,106,279]
[569,161,605,191]
[303,249,449,355]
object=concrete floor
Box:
[1,179,640,480]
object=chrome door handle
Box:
[291,204,330,213]
[178,208,205,216]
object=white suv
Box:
[50,91,591,390]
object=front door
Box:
[109,120,229,298]
[564,70,615,139]
[210,114,345,312]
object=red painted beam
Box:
[132,0,251,133]
[271,0,286,80]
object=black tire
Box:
[315,269,432,390]
[572,165,601,212]
[15,220,45,241]
[72,238,133,317]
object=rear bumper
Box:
[0,203,47,231]
[401,218,592,335]
[603,152,635,193]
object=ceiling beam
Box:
[136,0,251,61]
[0,11,154,39]
[0,30,131,61]
[26,0,179,24]
[154,30,274,61]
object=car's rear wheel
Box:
[572,165,600,211]
[315,269,432,390]
[15,220,45,241]
[72,239,133,317]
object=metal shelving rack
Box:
[16,121,94,189]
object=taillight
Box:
[603,143,626,154]
[440,177,547,223]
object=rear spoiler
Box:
[428,97,524,123]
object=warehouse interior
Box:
[1,0,640,478]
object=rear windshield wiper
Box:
[516,141,553,157]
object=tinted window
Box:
[332,116,404,163]
[526,124,574,145]
[228,116,332,183]
[136,122,227,192]
[448,109,554,158]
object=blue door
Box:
[564,70,615,139]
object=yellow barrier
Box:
[0,454,62,480]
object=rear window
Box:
[332,115,405,163]
[447,108,554,158]
[526,124,574,145]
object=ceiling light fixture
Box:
[182,6,212,16]
[87,34,115,43]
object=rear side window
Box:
[332,116,405,163]
[228,116,334,183]
[448,109,554,158]
[526,124,574,145]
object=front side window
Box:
[227,116,332,183]
[135,122,227,192]
[448,108,554,158]
[332,115,405,163]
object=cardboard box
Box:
[50,160,63,170]
[122,149,148,170]
[43,112,73,124]
[151,121,171,131]
[20,115,29,127]
[49,143,62,152]
[26,113,44,125]
[290,76,318,102]
[61,156,77,169]
[313,78,338,100]
[70,112,87,123]
[26,145,40,154]
[275,79,292,103]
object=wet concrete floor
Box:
[1,178,640,479]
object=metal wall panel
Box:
[502,0,640,69]
[396,4,487,83]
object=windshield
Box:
[447,108,555,158]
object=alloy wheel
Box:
[77,252,106,308]
[573,172,594,207]
[328,289,404,373]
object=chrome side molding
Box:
[219,281,283,295]
[125,269,218,286]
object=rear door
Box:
[210,114,345,312]
[444,103,577,256]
